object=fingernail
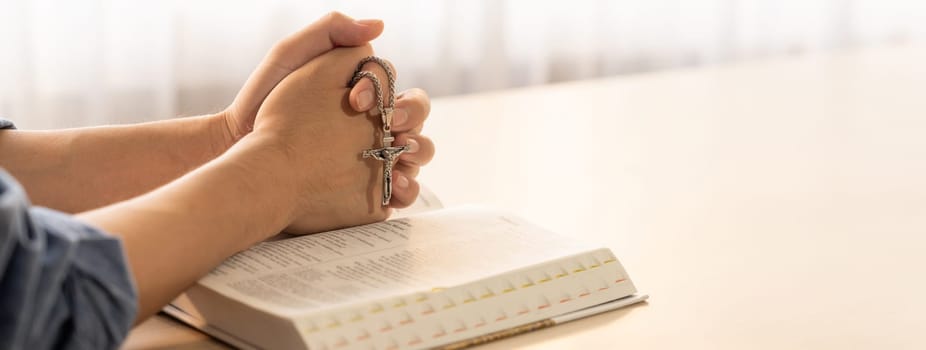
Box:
[358,90,374,109]
[393,108,408,127]
[354,19,382,26]
[395,173,410,188]
[404,138,419,153]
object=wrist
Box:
[222,130,302,232]
[204,110,239,159]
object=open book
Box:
[166,192,646,349]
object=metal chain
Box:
[350,56,406,206]
[348,56,396,132]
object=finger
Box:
[230,12,383,137]
[269,12,383,71]
[395,134,435,166]
[391,88,430,132]
[388,169,420,209]
[394,162,420,179]
[349,58,398,113]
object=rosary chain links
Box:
[348,56,397,132]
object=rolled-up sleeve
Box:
[0,169,137,349]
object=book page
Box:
[197,206,597,316]
[263,185,443,243]
[392,184,443,218]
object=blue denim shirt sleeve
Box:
[0,169,138,349]
[0,118,14,129]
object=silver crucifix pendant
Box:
[363,124,409,206]
[350,56,406,206]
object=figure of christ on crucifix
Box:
[363,139,409,206]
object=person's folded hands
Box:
[219,12,433,223]
[244,44,434,234]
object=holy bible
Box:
[166,206,645,349]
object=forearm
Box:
[0,113,232,213]
[77,133,296,323]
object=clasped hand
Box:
[0,11,434,323]
[220,12,435,234]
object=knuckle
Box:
[410,87,430,100]
[399,89,431,114]
[269,38,296,62]
[409,89,431,110]
[325,11,348,22]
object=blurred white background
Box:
[1,0,925,129]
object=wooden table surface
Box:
[124,45,926,349]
